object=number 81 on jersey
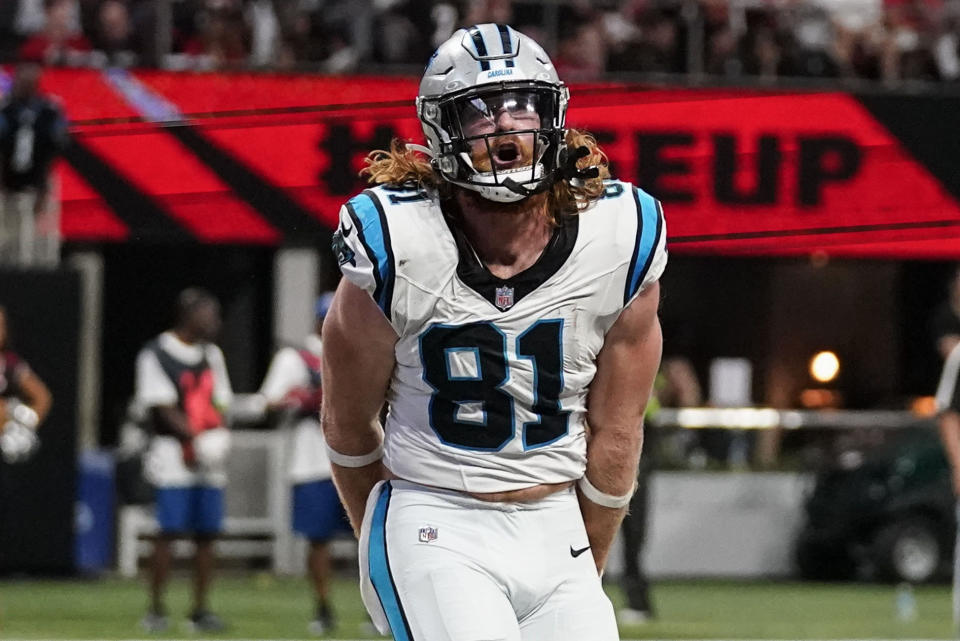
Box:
[419,319,570,452]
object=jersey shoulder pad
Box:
[333,188,400,319]
[333,185,452,324]
[588,180,668,306]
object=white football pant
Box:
[359,479,619,641]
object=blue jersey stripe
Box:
[348,192,394,319]
[469,26,491,71]
[497,24,515,67]
[368,482,413,641]
[624,187,663,305]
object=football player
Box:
[323,24,667,641]
[0,306,52,464]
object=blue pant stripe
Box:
[368,482,413,641]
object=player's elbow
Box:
[589,417,644,451]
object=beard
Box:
[454,183,549,217]
[447,131,551,218]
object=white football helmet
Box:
[416,24,569,203]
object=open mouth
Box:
[492,141,524,169]
[495,142,519,162]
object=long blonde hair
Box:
[361,129,610,225]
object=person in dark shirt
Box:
[933,265,960,629]
[0,61,68,265]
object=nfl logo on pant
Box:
[418,526,438,543]
[495,286,515,311]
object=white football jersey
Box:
[334,180,667,493]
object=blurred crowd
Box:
[1,0,960,83]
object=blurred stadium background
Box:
[3,0,960,639]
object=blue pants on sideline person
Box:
[293,479,352,543]
[155,486,224,536]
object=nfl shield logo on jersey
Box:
[495,286,515,311]
[418,526,438,543]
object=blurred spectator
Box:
[0,61,68,267]
[461,0,514,26]
[89,0,139,67]
[18,0,92,67]
[177,2,249,71]
[705,23,744,76]
[880,0,941,81]
[744,23,783,79]
[1,0,958,85]
[274,7,327,67]
[14,0,47,40]
[934,272,960,624]
[782,3,842,77]
[932,265,960,361]
[0,4,22,62]
[246,0,279,68]
[609,7,685,74]
[370,0,434,66]
[934,12,960,80]
[555,8,608,80]
[136,288,233,634]
[0,305,52,465]
[273,0,373,72]
[256,293,350,635]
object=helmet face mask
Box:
[417,25,569,203]
[441,85,561,200]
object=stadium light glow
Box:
[810,351,840,383]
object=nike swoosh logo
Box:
[570,545,591,558]
[341,221,353,237]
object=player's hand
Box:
[280,387,322,414]
[0,421,39,464]
[181,437,198,467]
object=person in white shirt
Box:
[134,288,233,634]
[259,292,349,635]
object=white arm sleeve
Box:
[206,345,234,410]
[134,348,178,408]
[259,348,309,402]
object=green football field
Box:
[0,574,954,640]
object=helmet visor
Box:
[451,89,555,140]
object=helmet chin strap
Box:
[416,134,596,202]
[501,175,554,197]
[446,133,557,200]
